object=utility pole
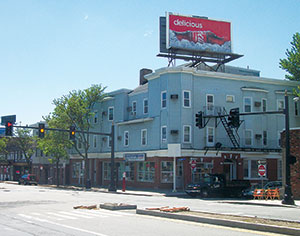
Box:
[108,123,116,192]
[282,91,295,205]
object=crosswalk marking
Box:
[18,209,132,223]
[47,212,77,220]
[71,210,107,218]
[32,212,64,220]
[59,211,94,219]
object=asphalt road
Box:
[0,183,293,236]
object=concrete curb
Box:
[136,209,300,236]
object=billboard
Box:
[166,13,231,54]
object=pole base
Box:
[108,186,117,192]
[282,197,295,205]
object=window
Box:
[103,162,110,180]
[124,131,129,146]
[263,131,267,146]
[138,162,155,182]
[277,99,284,111]
[118,162,134,181]
[94,112,98,124]
[183,125,191,143]
[132,101,137,114]
[226,95,235,103]
[143,99,148,114]
[244,97,252,112]
[141,129,147,146]
[278,159,282,179]
[108,136,112,148]
[245,130,252,146]
[93,135,97,148]
[295,102,299,116]
[72,162,82,178]
[161,126,167,142]
[206,127,214,146]
[262,98,267,112]
[161,91,167,108]
[278,131,282,147]
[108,107,114,121]
[206,94,214,111]
[243,160,266,179]
[183,90,191,108]
[161,161,173,183]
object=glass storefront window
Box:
[161,161,173,183]
[138,162,155,182]
[72,162,81,178]
[103,162,110,180]
[118,162,134,181]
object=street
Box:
[0,183,293,236]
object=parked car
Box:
[242,181,282,199]
[185,174,250,198]
[18,174,38,185]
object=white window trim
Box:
[226,95,235,103]
[161,126,167,142]
[124,131,129,147]
[206,126,215,146]
[243,97,252,113]
[183,90,191,108]
[143,98,148,114]
[263,130,267,146]
[277,99,284,111]
[108,107,114,121]
[132,101,137,112]
[183,125,192,143]
[244,129,253,146]
[161,91,167,109]
[262,98,267,112]
[141,129,147,146]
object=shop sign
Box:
[124,153,146,162]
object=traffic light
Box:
[195,111,204,128]
[5,121,13,136]
[228,108,240,128]
[69,126,76,141]
[38,123,45,138]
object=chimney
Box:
[139,68,152,85]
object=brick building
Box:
[281,128,300,199]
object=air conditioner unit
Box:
[254,101,261,107]
[170,94,179,99]
[170,130,179,135]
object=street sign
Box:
[190,160,197,169]
[258,164,266,177]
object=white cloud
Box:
[144,30,153,37]
[84,15,89,21]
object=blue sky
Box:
[1,0,300,125]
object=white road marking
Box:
[71,210,107,218]
[46,212,77,220]
[32,212,64,220]
[59,211,94,219]
[18,214,108,236]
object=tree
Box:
[0,137,7,160]
[15,129,35,171]
[279,32,300,81]
[51,84,107,188]
[37,117,72,187]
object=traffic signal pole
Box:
[282,91,295,205]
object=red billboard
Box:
[167,13,231,54]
